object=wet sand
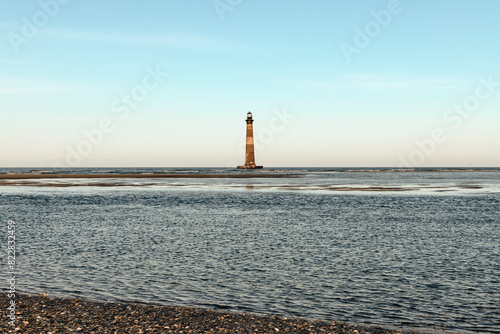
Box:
[0,179,486,192]
[1,294,404,333]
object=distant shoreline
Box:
[0,173,296,180]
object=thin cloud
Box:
[305,74,477,92]
[239,70,477,93]
[344,74,475,91]
[0,78,116,95]
[41,29,252,52]
[0,20,16,30]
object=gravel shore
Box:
[1,294,404,333]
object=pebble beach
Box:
[1,294,404,334]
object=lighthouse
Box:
[237,112,263,169]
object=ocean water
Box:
[1,168,499,333]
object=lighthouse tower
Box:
[237,112,263,169]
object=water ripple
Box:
[2,186,499,333]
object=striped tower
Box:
[237,112,263,169]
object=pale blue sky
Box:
[1,0,499,167]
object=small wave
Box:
[164,170,200,173]
[344,169,384,173]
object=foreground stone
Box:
[0,294,407,333]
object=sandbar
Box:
[0,173,295,180]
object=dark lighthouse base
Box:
[237,164,263,169]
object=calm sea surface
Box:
[1,168,499,333]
